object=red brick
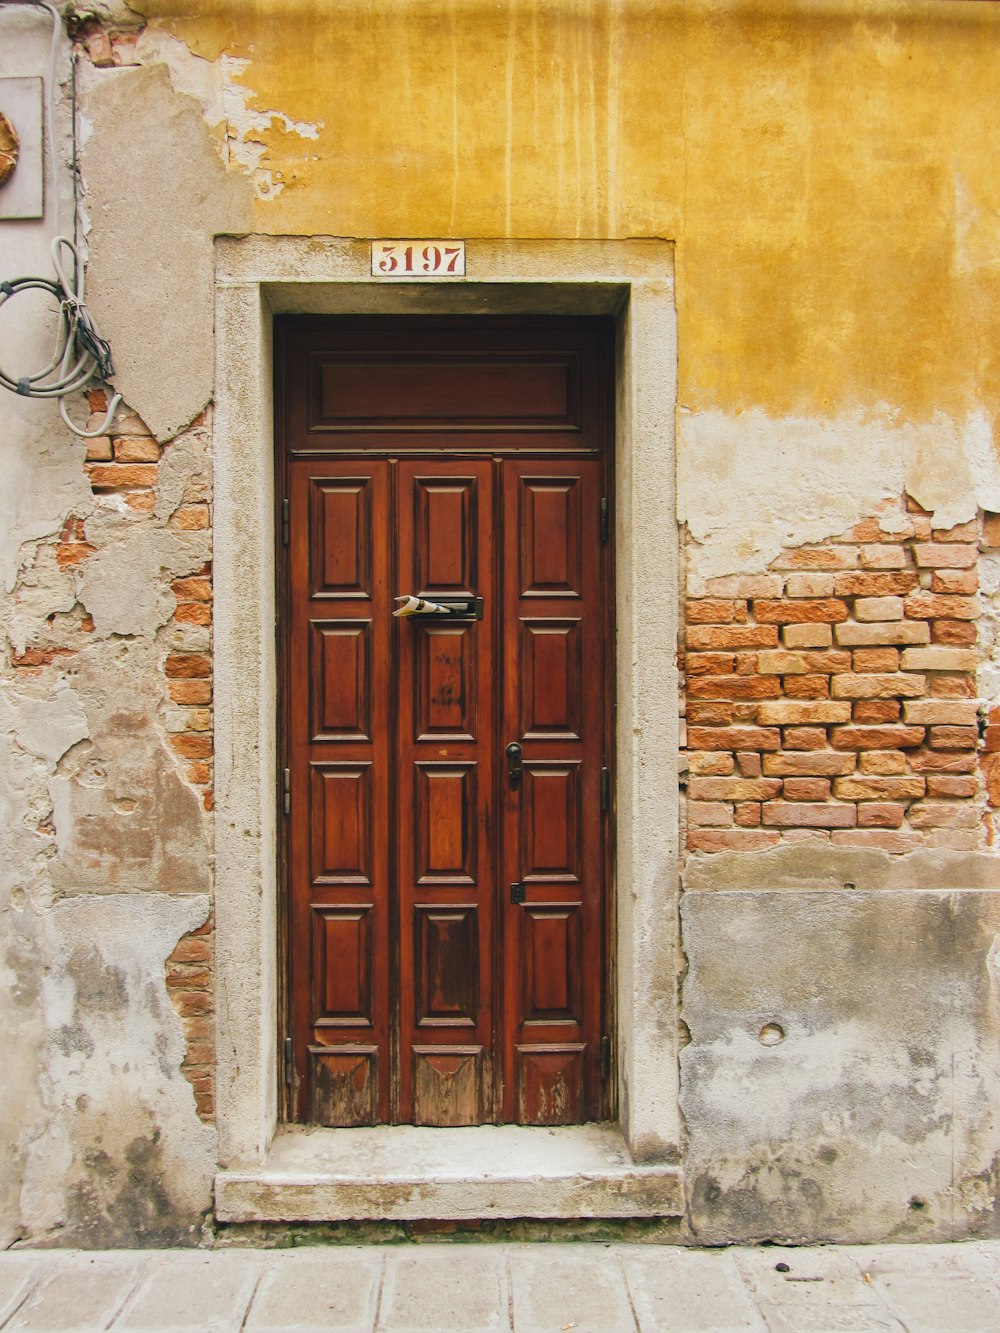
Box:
[982,513,1000,547]
[735,752,762,777]
[852,648,900,672]
[784,574,836,597]
[783,623,834,648]
[762,801,856,828]
[929,564,981,597]
[172,577,212,601]
[687,625,779,650]
[688,753,735,776]
[927,775,978,798]
[169,938,211,964]
[930,676,976,699]
[783,726,830,749]
[703,575,784,598]
[913,542,978,569]
[173,991,213,1017]
[858,802,905,828]
[757,701,851,725]
[833,775,926,800]
[55,542,96,568]
[174,602,212,626]
[831,829,926,853]
[85,463,158,489]
[859,544,908,569]
[688,777,783,801]
[166,963,211,989]
[928,726,978,749]
[734,803,762,826]
[834,621,929,647]
[85,435,113,461]
[687,676,782,700]
[854,702,901,723]
[169,680,212,705]
[909,801,980,829]
[687,829,782,852]
[782,778,831,801]
[984,754,1000,806]
[170,734,213,759]
[830,673,926,700]
[169,505,210,531]
[830,726,925,750]
[187,762,212,784]
[904,700,978,725]
[688,801,734,827]
[687,726,781,752]
[783,675,829,699]
[833,572,919,597]
[983,725,1000,753]
[763,752,856,777]
[771,547,858,570]
[908,749,978,774]
[165,653,211,679]
[859,751,907,774]
[687,702,735,725]
[904,592,981,621]
[125,491,155,512]
[754,599,850,624]
[932,620,977,645]
[931,519,979,542]
[113,436,160,463]
[686,600,748,624]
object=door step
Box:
[215,1123,683,1223]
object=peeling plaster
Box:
[680,407,1000,583]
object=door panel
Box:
[282,319,611,1128]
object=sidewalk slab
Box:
[113,1251,265,1331]
[509,1246,637,1333]
[380,1249,507,1332]
[864,1272,1000,1333]
[0,1256,46,1327]
[244,1249,382,1331]
[6,1254,145,1331]
[733,1246,904,1333]
[622,1247,767,1332]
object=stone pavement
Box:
[1,1240,999,1332]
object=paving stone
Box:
[864,1273,1000,1332]
[0,1254,48,1326]
[112,1251,265,1330]
[510,1246,636,1333]
[379,1249,507,1332]
[622,1246,766,1332]
[245,1249,382,1331]
[733,1247,904,1332]
[8,1253,146,1331]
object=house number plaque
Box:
[371,240,466,277]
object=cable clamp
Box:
[16,379,31,395]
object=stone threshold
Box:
[215,1123,684,1223]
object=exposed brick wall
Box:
[86,394,216,1120]
[683,499,997,854]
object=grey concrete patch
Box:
[244,1249,382,1331]
[509,1247,636,1333]
[733,1247,904,1332]
[6,1252,146,1330]
[682,843,1000,893]
[379,1249,506,1332]
[114,1251,264,1330]
[622,1246,766,1332]
[681,890,1000,1244]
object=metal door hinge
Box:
[282,767,291,815]
[601,766,610,813]
[281,497,290,547]
[283,1036,293,1087]
[599,496,609,544]
[510,881,526,905]
[600,1035,612,1081]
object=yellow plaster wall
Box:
[134,0,1000,437]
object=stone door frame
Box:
[212,237,680,1168]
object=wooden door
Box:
[279,317,613,1127]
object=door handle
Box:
[506,741,523,790]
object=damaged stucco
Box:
[2,0,1000,1247]
[681,885,1000,1244]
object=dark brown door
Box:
[279,318,613,1127]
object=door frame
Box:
[212,238,680,1167]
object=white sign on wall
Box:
[371,241,466,278]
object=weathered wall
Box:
[1,0,999,1246]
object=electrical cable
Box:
[0,0,121,437]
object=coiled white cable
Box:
[0,0,121,437]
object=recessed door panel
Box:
[283,319,611,1128]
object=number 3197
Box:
[372,241,466,277]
